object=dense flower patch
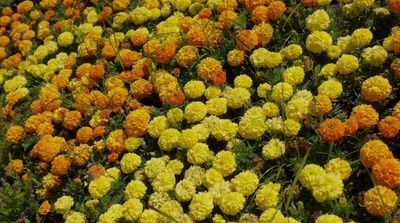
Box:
[0,0,400,222]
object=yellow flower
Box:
[336,54,359,74]
[234,74,253,89]
[184,80,206,99]
[238,115,266,140]
[315,214,343,223]
[271,82,293,102]
[259,208,285,223]
[148,116,169,138]
[362,46,388,66]
[148,192,171,209]
[144,157,166,179]
[262,138,285,160]
[54,195,74,214]
[306,31,333,53]
[350,28,373,48]
[361,75,392,102]
[319,63,337,78]
[206,98,228,116]
[158,128,181,151]
[123,199,143,221]
[299,164,326,190]
[281,44,303,60]
[285,99,309,121]
[219,192,245,215]
[124,137,145,152]
[325,158,352,180]
[88,176,111,199]
[262,102,280,118]
[205,85,222,99]
[224,87,251,109]
[105,167,121,182]
[192,124,210,142]
[120,153,141,174]
[265,117,284,134]
[189,192,214,221]
[130,7,150,25]
[203,168,224,188]
[139,209,159,223]
[283,66,305,86]
[255,182,281,210]
[152,170,176,192]
[311,173,344,202]
[213,150,237,177]
[125,180,147,199]
[250,48,282,68]
[98,204,125,223]
[327,45,342,59]
[257,83,272,98]
[175,179,196,202]
[187,143,213,165]
[283,119,302,137]
[231,171,259,196]
[171,0,192,11]
[306,9,330,31]
[57,31,74,47]
[184,165,205,186]
[184,101,207,123]
[167,108,184,123]
[178,129,199,149]
[318,78,343,99]
[166,159,184,175]
[211,119,238,141]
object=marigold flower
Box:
[372,158,400,189]
[319,118,346,141]
[350,104,379,129]
[378,116,400,138]
[124,108,151,137]
[267,1,286,20]
[344,117,359,135]
[5,125,25,144]
[361,75,392,102]
[315,214,343,223]
[318,78,343,100]
[189,192,214,221]
[227,49,245,66]
[176,45,198,68]
[309,94,332,115]
[38,200,50,216]
[197,57,227,85]
[364,185,398,216]
[50,155,71,176]
[306,31,332,53]
[5,159,24,176]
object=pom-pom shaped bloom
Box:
[219,192,245,215]
[378,116,400,138]
[311,173,344,202]
[203,168,224,189]
[57,31,74,47]
[178,129,199,149]
[257,83,272,98]
[158,128,181,151]
[362,46,388,66]
[65,212,86,223]
[360,139,393,168]
[124,108,151,137]
[152,170,176,192]
[206,98,227,116]
[197,57,226,85]
[238,116,266,140]
[5,125,25,144]
[148,116,169,139]
[213,150,237,177]
[306,31,333,53]
[361,75,392,102]
[231,171,259,196]
[187,143,213,165]
[167,108,184,124]
[262,138,285,160]
[176,45,198,67]
[50,155,71,176]
[236,29,259,51]
[364,185,398,216]
[281,44,303,60]
[350,104,379,129]
[325,158,352,180]
[259,208,285,223]
[184,166,206,187]
[224,87,251,109]
[184,80,206,99]
[306,9,330,31]
[335,54,359,75]
[271,82,293,102]
[255,182,281,210]
[120,153,141,174]
[175,179,196,202]
[184,101,207,123]
[372,158,400,189]
[283,119,302,137]
[285,99,309,121]
[299,164,326,190]
[234,74,253,89]
[283,66,305,86]
[315,214,343,223]
[250,48,282,68]
[123,199,143,221]
[211,119,238,141]
[54,195,74,214]
[350,28,373,48]
[318,79,343,100]
[125,180,147,200]
[309,94,332,115]
[319,118,346,141]
[89,176,111,199]
[227,49,245,66]
[189,192,214,221]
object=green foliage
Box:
[232,142,254,171]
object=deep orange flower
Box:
[389,0,400,15]
[267,1,286,20]
[50,155,71,176]
[372,158,400,189]
[350,104,379,129]
[63,110,82,130]
[199,8,212,19]
[5,125,25,144]
[5,159,24,175]
[319,118,346,141]
[378,116,400,138]
[38,200,50,216]
[93,125,106,137]
[344,117,359,135]
[107,152,119,163]
[309,94,332,115]
[88,164,106,179]
[360,139,393,168]
[251,6,269,24]
[236,29,259,51]
[76,126,93,144]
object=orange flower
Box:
[124,108,151,137]
[236,29,259,51]
[308,94,332,115]
[32,135,66,163]
[70,144,91,166]
[101,41,118,59]
[2,7,13,16]
[300,0,317,7]
[5,159,24,175]
[197,57,227,84]
[39,84,62,112]
[364,185,398,217]
[360,139,393,168]
[389,0,400,15]
[90,90,109,109]
[93,125,106,137]
[155,37,179,64]
[267,1,286,20]
[37,122,54,138]
[16,1,33,14]
[390,58,400,79]
[50,155,71,176]
[372,158,400,189]
[166,89,186,106]
[350,104,379,129]
[74,92,93,114]
[244,0,265,11]
[5,125,25,144]
[251,6,269,24]
[63,110,82,131]
[143,39,160,56]
[176,45,199,68]
[107,87,129,112]
[64,56,76,69]
[108,152,119,163]
[199,8,212,19]
[217,0,238,12]
[178,16,196,33]
[392,31,400,55]
[344,117,359,135]
[319,118,346,141]
[119,49,142,68]
[88,164,106,179]
[76,126,93,144]
[130,79,153,99]
[38,200,51,216]
[219,10,238,28]
[378,116,400,138]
